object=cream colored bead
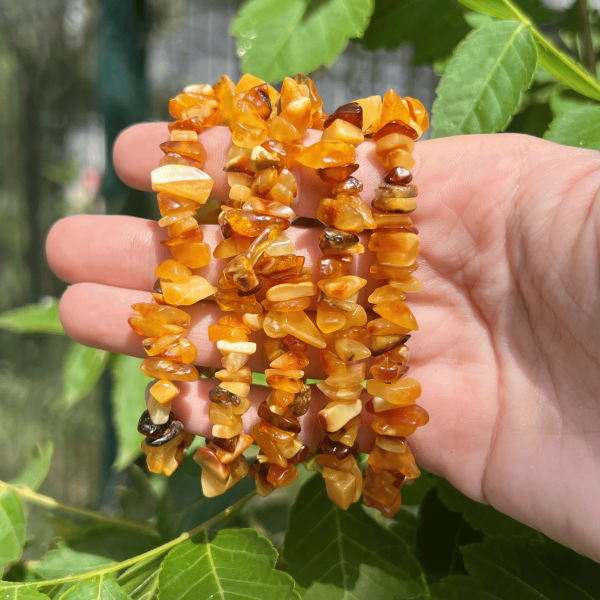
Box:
[222,352,250,372]
[242,314,265,331]
[229,184,252,201]
[266,281,318,302]
[321,119,365,146]
[318,399,362,433]
[219,382,251,397]
[151,164,213,204]
[184,83,215,96]
[216,340,257,355]
[170,130,198,142]
[264,369,304,379]
[265,234,295,257]
[147,395,170,425]
[375,132,415,155]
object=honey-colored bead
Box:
[142,432,188,476]
[317,198,366,233]
[210,434,253,465]
[266,375,304,394]
[151,165,213,204]
[379,89,411,129]
[208,325,249,343]
[293,141,355,169]
[268,311,326,349]
[321,119,364,146]
[222,352,250,372]
[377,244,420,267]
[280,96,312,134]
[244,83,273,120]
[375,133,415,156]
[318,399,363,433]
[215,367,253,384]
[169,117,204,134]
[171,239,211,269]
[354,95,382,133]
[132,303,191,326]
[368,286,407,304]
[128,317,185,339]
[224,210,289,238]
[157,193,200,217]
[324,363,366,388]
[266,281,317,302]
[381,148,416,170]
[250,146,283,172]
[160,140,207,166]
[267,463,299,488]
[317,381,363,402]
[163,337,197,364]
[141,357,199,381]
[372,195,417,213]
[230,100,268,148]
[370,336,409,358]
[209,404,238,427]
[220,381,251,398]
[161,276,217,306]
[340,304,367,328]
[251,423,287,467]
[214,290,263,314]
[327,415,362,446]
[269,351,309,370]
[404,96,429,131]
[368,231,419,253]
[169,92,217,120]
[242,314,265,331]
[270,388,296,408]
[334,338,371,362]
[155,259,192,282]
[268,116,303,144]
[369,442,420,479]
[372,212,414,229]
[317,275,366,300]
[366,378,421,405]
[216,340,257,355]
[317,257,350,279]
[322,461,362,510]
[373,301,418,330]
[316,164,359,183]
[370,363,409,382]
[213,236,253,259]
[167,216,199,237]
[265,234,295,257]
[150,379,180,404]
[212,421,244,439]
[316,304,346,334]
[370,263,418,281]
[222,255,261,295]
[262,297,312,312]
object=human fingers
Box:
[113,122,384,220]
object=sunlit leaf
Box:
[62,344,109,408]
[158,528,300,600]
[118,554,162,600]
[231,0,374,82]
[544,105,600,150]
[284,475,428,600]
[110,354,147,472]
[57,574,130,600]
[32,547,115,580]
[0,586,51,600]
[432,20,537,137]
[0,489,26,573]
[0,298,64,335]
[361,0,469,65]
[456,0,600,102]
[10,442,53,491]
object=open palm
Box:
[46,125,600,561]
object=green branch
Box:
[0,491,256,591]
[576,0,596,75]
[1,481,156,536]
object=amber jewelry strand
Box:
[360,90,430,518]
[128,82,232,476]
[284,86,375,510]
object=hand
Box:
[46,124,600,561]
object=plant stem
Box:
[576,0,596,75]
[1,481,156,536]
[0,491,256,591]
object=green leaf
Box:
[400,469,437,506]
[431,574,502,600]
[0,489,26,573]
[0,587,51,600]
[544,105,600,150]
[57,574,130,600]
[10,442,53,491]
[62,344,109,408]
[460,537,600,599]
[456,0,600,102]
[284,475,428,600]
[231,0,374,83]
[158,528,300,600]
[118,554,162,600]
[436,477,539,539]
[110,354,147,472]
[361,0,470,65]
[0,298,64,335]
[31,547,115,579]
[431,20,537,137]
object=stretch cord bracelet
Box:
[128,82,230,475]
[361,90,430,518]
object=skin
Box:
[46,123,600,561]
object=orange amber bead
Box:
[293,141,356,169]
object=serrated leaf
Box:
[31,547,115,579]
[461,537,600,599]
[0,587,51,600]
[432,20,537,137]
[431,575,502,600]
[110,354,147,472]
[361,0,470,65]
[231,0,374,83]
[118,554,162,600]
[436,477,539,539]
[548,89,597,120]
[10,442,53,491]
[0,489,26,573]
[457,0,600,102]
[158,528,300,600]
[57,574,129,600]
[62,344,109,408]
[544,105,600,150]
[284,475,428,600]
[0,298,64,335]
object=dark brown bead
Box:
[329,176,363,197]
[138,410,173,439]
[153,279,163,294]
[316,164,359,183]
[288,444,309,464]
[145,419,184,447]
[372,119,419,142]
[283,335,308,353]
[208,436,239,453]
[209,385,242,407]
[244,84,272,120]
[383,167,413,185]
[257,401,301,433]
[323,102,363,130]
[289,384,311,417]
[319,228,359,251]
[318,436,359,459]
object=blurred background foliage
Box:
[0,0,598,585]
